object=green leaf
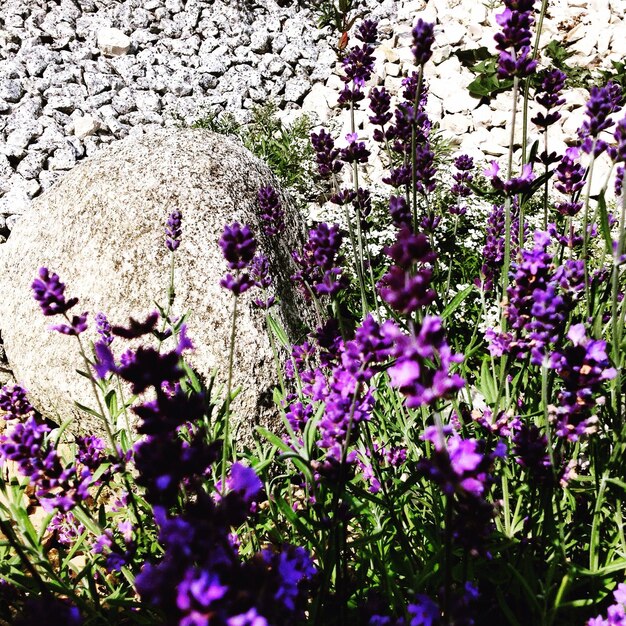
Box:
[479,359,497,404]
[441,285,474,320]
[256,426,292,453]
[74,402,105,420]
[267,314,290,347]
[596,192,613,255]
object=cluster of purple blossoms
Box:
[369,86,393,136]
[554,147,585,216]
[532,69,567,129]
[420,425,503,554]
[357,441,407,494]
[0,383,34,420]
[420,425,501,499]
[613,116,626,195]
[257,186,285,237]
[311,128,343,179]
[578,82,622,156]
[249,255,275,309]
[95,312,113,345]
[378,227,436,315]
[310,317,392,474]
[513,424,553,485]
[484,160,535,195]
[292,222,346,298]
[487,231,585,365]
[166,209,183,252]
[95,308,316,624]
[32,267,88,336]
[472,408,521,438]
[494,0,537,79]
[219,223,259,295]
[283,316,391,476]
[0,383,110,512]
[548,324,617,441]
[337,20,377,108]
[92,520,136,573]
[479,203,521,291]
[47,510,86,547]
[411,19,435,66]
[341,132,371,164]
[383,317,464,409]
[379,82,437,196]
[450,154,474,215]
[587,583,626,626]
[137,478,316,625]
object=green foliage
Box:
[457,47,514,99]
[303,0,365,35]
[543,39,595,88]
[193,102,317,200]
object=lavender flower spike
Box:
[412,19,435,66]
[32,267,78,317]
[165,209,182,252]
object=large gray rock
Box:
[0,128,314,438]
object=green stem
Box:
[521,0,550,163]
[611,190,626,420]
[582,143,598,318]
[221,295,239,489]
[411,65,425,232]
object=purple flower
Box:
[176,568,228,613]
[388,195,411,228]
[311,129,343,178]
[494,1,537,79]
[165,209,182,252]
[532,69,567,128]
[554,147,585,215]
[451,154,474,197]
[0,413,95,512]
[219,223,259,296]
[412,19,435,66]
[32,267,78,317]
[378,228,436,314]
[340,132,370,164]
[586,583,626,625]
[484,161,535,194]
[342,45,375,85]
[513,424,552,484]
[578,82,623,156]
[384,317,464,408]
[261,545,317,613]
[219,223,257,270]
[50,311,88,336]
[369,87,392,128]
[257,186,285,237]
[227,463,262,505]
[292,223,346,298]
[47,511,85,546]
[408,594,439,626]
[614,116,626,163]
[549,324,617,441]
[489,231,585,365]
[95,312,113,345]
[355,19,378,44]
[0,384,34,420]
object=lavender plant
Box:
[1,6,626,626]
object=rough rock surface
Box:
[0,128,313,437]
